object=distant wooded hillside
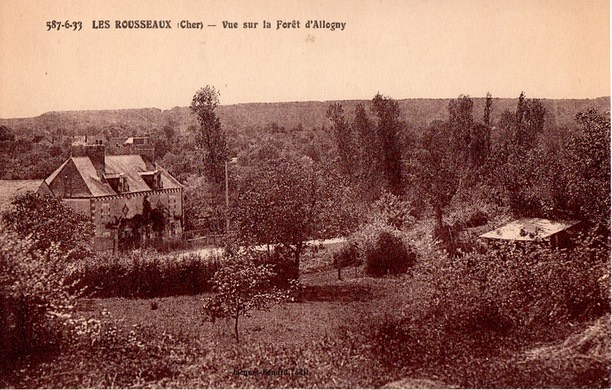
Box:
[1,97,609,137]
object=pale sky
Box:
[0,0,609,118]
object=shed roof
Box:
[480,218,580,241]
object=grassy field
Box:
[82,267,375,348]
[2,255,401,388]
[1,244,609,388]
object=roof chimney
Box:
[132,136,155,164]
[71,138,105,168]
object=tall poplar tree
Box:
[190,86,228,185]
[371,93,405,195]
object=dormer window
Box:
[119,174,129,192]
[104,173,129,193]
[139,170,161,190]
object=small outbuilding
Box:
[480,218,580,248]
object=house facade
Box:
[38,136,184,252]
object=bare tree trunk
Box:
[435,205,444,231]
[234,314,239,343]
[292,241,303,280]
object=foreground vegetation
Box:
[1,89,609,387]
[1,222,609,388]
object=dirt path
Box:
[178,237,346,258]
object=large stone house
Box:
[38,136,184,252]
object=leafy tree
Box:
[485,92,549,216]
[190,86,228,185]
[495,146,559,216]
[1,193,94,260]
[333,98,412,204]
[448,95,475,150]
[514,91,546,149]
[447,94,474,167]
[448,95,490,167]
[371,93,405,195]
[201,251,290,342]
[183,177,225,234]
[233,156,328,277]
[469,122,491,167]
[0,125,15,143]
[370,192,414,229]
[483,91,493,127]
[352,103,383,200]
[160,150,204,183]
[326,103,357,177]
[563,109,611,230]
[162,124,176,141]
[415,121,461,231]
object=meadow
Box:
[1,239,609,388]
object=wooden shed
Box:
[480,218,580,248]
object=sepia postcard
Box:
[0,0,610,388]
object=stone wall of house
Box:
[62,188,183,252]
[62,198,91,216]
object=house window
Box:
[169,195,179,215]
[100,202,111,223]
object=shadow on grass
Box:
[298,284,373,302]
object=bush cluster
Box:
[330,223,418,278]
[69,251,221,298]
[364,230,416,276]
[252,247,299,288]
[1,193,94,260]
[0,232,79,365]
[70,246,301,299]
[352,236,610,379]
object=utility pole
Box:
[225,160,229,234]
[224,157,237,235]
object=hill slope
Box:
[1,97,609,137]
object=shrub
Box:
[352,236,610,378]
[69,251,220,298]
[0,232,79,364]
[410,241,610,334]
[364,230,416,277]
[1,192,94,260]
[370,192,415,229]
[202,248,292,342]
[252,246,299,287]
[6,318,201,388]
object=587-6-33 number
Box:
[46,20,83,31]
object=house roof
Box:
[0,180,42,209]
[44,154,182,198]
[480,218,580,241]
